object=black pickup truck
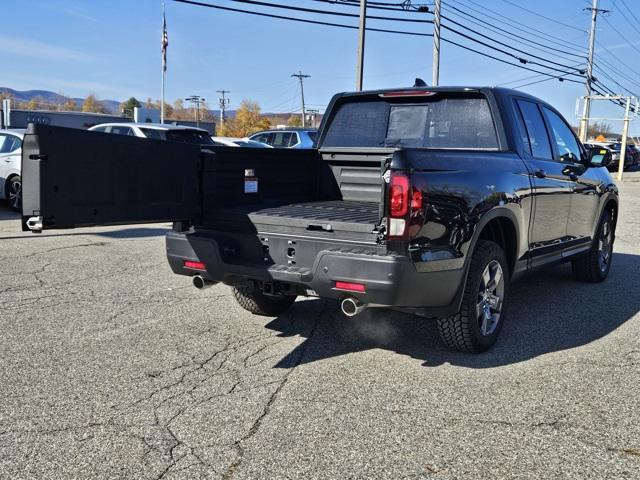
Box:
[21,87,618,353]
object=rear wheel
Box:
[6,176,21,212]
[232,285,297,316]
[437,241,508,353]
[571,209,614,283]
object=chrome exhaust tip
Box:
[341,297,367,317]
[193,275,216,290]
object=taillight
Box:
[184,260,206,270]
[389,173,410,217]
[388,172,425,239]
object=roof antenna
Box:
[414,78,428,87]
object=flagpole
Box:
[161,1,166,124]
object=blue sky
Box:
[2,0,640,134]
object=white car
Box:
[89,123,215,145]
[0,129,25,211]
[211,136,271,148]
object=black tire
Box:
[6,176,21,212]
[232,285,297,316]
[437,240,509,353]
[571,209,614,283]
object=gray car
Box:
[249,128,317,149]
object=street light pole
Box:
[355,0,367,91]
[186,95,205,128]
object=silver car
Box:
[0,129,25,211]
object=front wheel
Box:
[6,176,21,212]
[437,240,509,353]
[232,285,297,316]
[571,209,614,282]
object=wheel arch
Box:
[445,208,521,317]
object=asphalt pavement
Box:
[1,182,639,479]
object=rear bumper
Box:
[166,231,465,317]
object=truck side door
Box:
[21,124,201,231]
[514,99,572,263]
[541,106,600,244]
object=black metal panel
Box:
[21,124,201,230]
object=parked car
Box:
[0,128,24,211]
[589,142,634,171]
[211,137,271,148]
[248,128,317,148]
[22,87,618,353]
[89,123,215,146]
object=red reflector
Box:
[335,281,366,293]
[379,90,436,98]
[184,260,206,270]
[389,173,410,217]
[411,189,423,209]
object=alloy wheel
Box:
[598,219,612,273]
[476,260,504,336]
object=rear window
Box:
[322,95,498,149]
[165,129,214,145]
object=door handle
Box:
[534,169,546,179]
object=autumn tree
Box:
[286,114,302,127]
[61,98,78,111]
[218,100,270,137]
[82,94,108,113]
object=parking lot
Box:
[0,180,638,479]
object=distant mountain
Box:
[0,87,121,114]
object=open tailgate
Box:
[21,124,201,232]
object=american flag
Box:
[162,8,168,72]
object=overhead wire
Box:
[498,0,587,33]
[172,0,433,37]
[227,0,433,23]
[442,2,587,61]
[446,0,588,53]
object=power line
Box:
[228,0,433,23]
[440,35,583,84]
[312,0,430,13]
[442,2,586,60]
[602,16,640,57]
[499,0,587,33]
[172,0,433,37]
[440,23,585,78]
[447,0,589,53]
[613,0,640,36]
[440,14,586,74]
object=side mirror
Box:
[587,147,611,168]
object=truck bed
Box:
[206,200,382,238]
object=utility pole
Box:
[291,71,310,128]
[579,0,608,141]
[217,90,230,127]
[356,0,367,91]
[432,0,441,86]
[185,95,205,128]
[618,97,631,182]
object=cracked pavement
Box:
[1,183,640,479]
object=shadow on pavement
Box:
[266,252,640,368]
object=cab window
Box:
[515,100,553,160]
[543,107,582,163]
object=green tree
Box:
[120,97,141,117]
